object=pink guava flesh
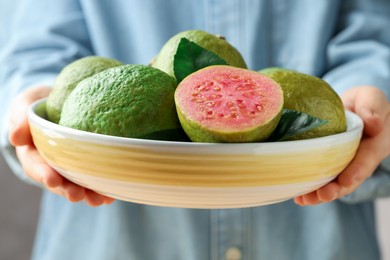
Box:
[175,65,283,133]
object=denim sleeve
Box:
[323,0,390,96]
[0,0,92,184]
[322,0,390,203]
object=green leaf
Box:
[267,109,328,141]
[173,38,228,83]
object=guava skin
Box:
[260,68,347,140]
[46,56,123,123]
[59,64,181,140]
[151,30,247,80]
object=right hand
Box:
[8,86,115,206]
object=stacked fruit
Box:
[46,30,347,143]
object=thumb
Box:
[356,108,384,137]
[8,86,52,146]
[342,86,388,137]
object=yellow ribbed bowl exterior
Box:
[28,99,363,208]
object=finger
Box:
[337,139,381,187]
[34,160,64,188]
[342,86,388,136]
[358,108,384,137]
[85,190,115,206]
[61,179,86,203]
[338,179,365,199]
[316,181,340,202]
[15,142,113,207]
[9,86,52,146]
[341,88,357,112]
[296,191,321,206]
[84,189,105,207]
[9,112,33,146]
[293,196,304,206]
[296,181,343,206]
[16,145,63,188]
[103,196,115,205]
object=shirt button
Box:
[225,247,242,260]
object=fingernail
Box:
[8,121,18,138]
[331,192,339,201]
[351,175,363,186]
[362,108,379,121]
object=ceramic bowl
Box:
[28,99,363,208]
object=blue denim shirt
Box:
[1,1,390,259]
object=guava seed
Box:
[206,101,215,107]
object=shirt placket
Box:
[205,2,250,260]
[210,209,251,260]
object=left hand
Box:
[294,86,390,206]
[8,86,115,207]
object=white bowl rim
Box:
[28,98,363,150]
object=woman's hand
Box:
[295,86,390,206]
[8,86,115,206]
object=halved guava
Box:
[174,65,284,143]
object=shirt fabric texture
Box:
[1,0,390,259]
